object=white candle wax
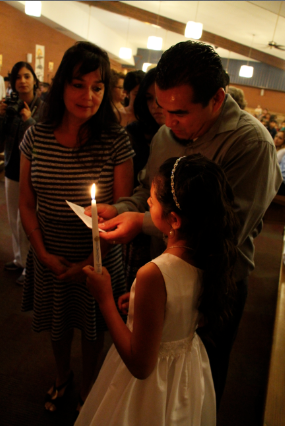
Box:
[91,184,102,274]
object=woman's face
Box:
[15,67,35,97]
[63,68,105,124]
[274,131,285,148]
[111,78,125,103]
[146,83,165,126]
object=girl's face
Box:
[274,131,285,148]
[112,78,125,103]
[63,68,105,125]
[15,67,35,96]
[146,83,165,126]
[147,183,170,235]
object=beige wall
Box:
[0,2,122,86]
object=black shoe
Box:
[4,261,23,271]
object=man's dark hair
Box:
[156,41,225,107]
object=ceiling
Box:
[6,1,285,69]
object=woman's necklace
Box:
[164,246,193,251]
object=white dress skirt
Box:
[75,253,216,426]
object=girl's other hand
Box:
[83,265,113,304]
[118,292,130,315]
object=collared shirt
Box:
[115,95,282,281]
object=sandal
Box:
[45,370,74,412]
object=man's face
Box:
[155,83,223,140]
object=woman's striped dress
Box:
[20,123,135,341]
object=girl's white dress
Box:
[75,253,216,426]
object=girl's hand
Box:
[83,265,112,305]
[118,292,130,315]
[20,102,32,121]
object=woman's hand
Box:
[20,102,32,121]
[118,292,130,315]
[0,100,7,116]
[57,259,88,282]
[83,265,113,305]
[41,253,72,276]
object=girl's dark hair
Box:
[10,62,39,93]
[133,67,160,135]
[44,41,119,147]
[154,154,238,340]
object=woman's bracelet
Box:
[27,226,41,240]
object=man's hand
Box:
[84,203,118,223]
[99,212,144,245]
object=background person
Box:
[124,66,165,288]
[0,61,44,285]
[123,70,145,126]
[86,40,282,408]
[110,69,126,125]
[19,41,134,414]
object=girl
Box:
[19,42,134,413]
[76,154,238,426]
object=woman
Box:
[19,42,134,413]
[110,69,126,124]
[0,62,43,285]
[124,67,165,289]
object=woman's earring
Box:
[169,228,175,238]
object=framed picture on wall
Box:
[35,45,45,82]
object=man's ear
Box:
[212,87,225,113]
[169,211,182,230]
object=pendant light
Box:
[147,1,163,51]
[25,1,42,17]
[185,2,203,40]
[239,34,254,78]
[119,18,132,60]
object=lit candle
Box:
[91,184,102,274]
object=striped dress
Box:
[20,122,135,341]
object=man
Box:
[86,41,282,407]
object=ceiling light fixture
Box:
[142,63,152,72]
[25,1,42,17]
[185,2,203,40]
[119,18,132,60]
[239,34,255,78]
[147,1,163,51]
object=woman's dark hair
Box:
[154,154,238,340]
[44,41,118,147]
[10,62,39,93]
[133,67,160,135]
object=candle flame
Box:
[91,183,96,200]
